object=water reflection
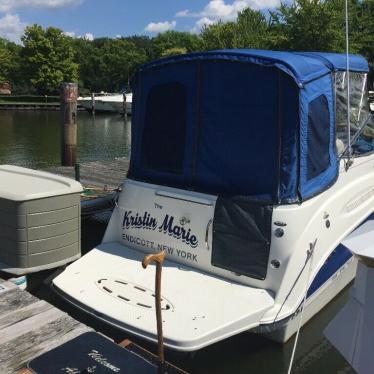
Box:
[0,111,131,168]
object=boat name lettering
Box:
[87,349,121,372]
[122,211,199,248]
[158,215,198,248]
[122,233,155,249]
[157,244,198,262]
[122,210,157,230]
[121,235,199,262]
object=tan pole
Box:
[142,250,166,364]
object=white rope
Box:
[345,0,351,163]
[287,241,316,374]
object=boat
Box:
[108,93,133,115]
[53,50,374,351]
[78,93,132,114]
[77,93,107,112]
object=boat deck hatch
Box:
[96,278,173,311]
[53,242,274,351]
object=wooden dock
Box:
[0,103,85,111]
[0,279,187,374]
[0,279,93,374]
[46,158,130,190]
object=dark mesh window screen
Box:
[212,197,273,280]
[307,95,330,180]
[140,82,186,174]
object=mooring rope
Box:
[287,241,316,374]
[272,239,317,324]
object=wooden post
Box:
[60,82,78,166]
[122,93,127,121]
[91,92,95,115]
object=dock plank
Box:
[0,288,37,315]
[0,300,52,330]
[0,314,92,374]
[0,305,65,345]
[0,280,93,374]
[45,158,129,190]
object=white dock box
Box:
[0,165,83,274]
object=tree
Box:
[160,47,187,57]
[72,37,149,93]
[152,31,202,58]
[269,0,341,51]
[234,8,272,49]
[201,21,237,50]
[201,8,272,50]
[0,38,12,83]
[353,0,374,73]
[21,25,78,94]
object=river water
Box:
[0,111,353,373]
[0,110,131,168]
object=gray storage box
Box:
[0,165,83,274]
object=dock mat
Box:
[28,332,158,374]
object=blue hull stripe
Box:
[307,244,352,298]
[307,212,374,298]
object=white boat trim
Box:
[53,242,274,351]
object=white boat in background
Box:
[54,50,374,351]
[78,93,132,115]
[108,93,133,115]
[77,95,92,110]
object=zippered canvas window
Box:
[307,95,330,180]
[140,82,187,174]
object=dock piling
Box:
[74,163,80,181]
[60,82,78,167]
[91,92,95,115]
[123,93,128,121]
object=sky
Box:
[0,0,280,44]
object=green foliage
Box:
[270,0,344,51]
[21,25,78,94]
[1,0,374,94]
[201,22,237,50]
[74,37,148,92]
[0,40,12,83]
[0,38,21,85]
[354,0,374,71]
[161,47,187,57]
[152,31,202,58]
[235,8,272,48]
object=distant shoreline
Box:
[0,95,85,111]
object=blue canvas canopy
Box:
[295,52,369,72]
[128,49,369,204]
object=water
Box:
[0,111,131,168]
[1,111,354,373]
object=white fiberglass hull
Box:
[53,153,374,350]
[108,100,132,115]
[78,94,132,114]
[53,242,274,351]
[259,254,357,342]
